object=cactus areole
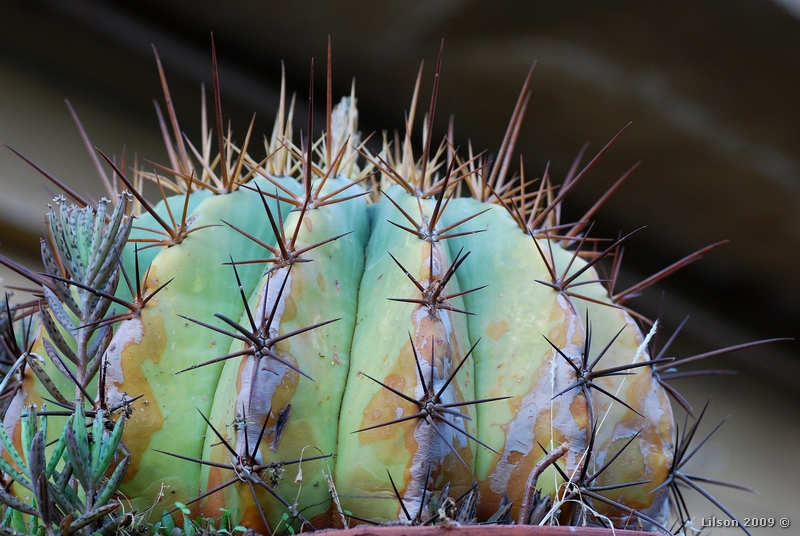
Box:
[0,43,769,536]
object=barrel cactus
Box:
[0,43,774,536]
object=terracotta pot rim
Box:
[318,524,657,535]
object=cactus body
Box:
[2,152,676,533]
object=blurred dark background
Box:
[1,0,798,530]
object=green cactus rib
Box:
[336,185,478,524]
[438,198,591,520]
[439,196,682,528]
[195,176,369,531]
[98,175,301,515]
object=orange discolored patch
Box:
[6,362,41,472]
[282,294,298,322]
[239,503,270,535]
[569,391,590,431]
[486,319,509,340]
[119,309,167,483]
[317,271,326,291]
[359,372,411,444]
[203,465,227,516]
